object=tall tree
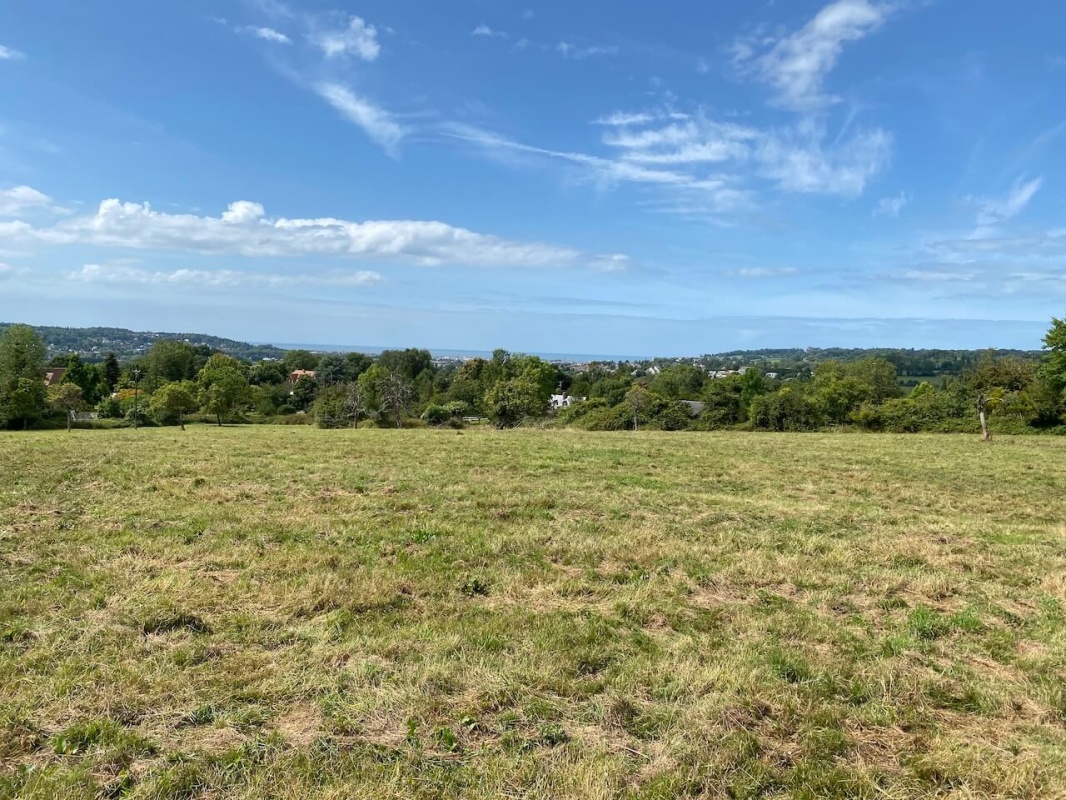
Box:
[282,349,319,372]
[145,340,198,385]
[1042,317,1066,395]
[290,375,319,411]
[198,354,252,426]
[103,352,121,392]
[0,324,46,381]
[0,325,48,429]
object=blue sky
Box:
[1,0,1064,355]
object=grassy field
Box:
[1,427,1065,799]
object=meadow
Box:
[1,427,1065,799]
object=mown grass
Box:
[1,427,1065,799]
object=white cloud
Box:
[0,185,55,216]
[4,197,588,269]
[735,0,893,111]
[731,267,799,278]
[556,41,619,59]
[873,191,908,218]
[592,112,891,196]
[311,15,380,60]
[592,254,630,273]
[975,176,1043,229]
[756,124,892,196]
[315,83,406,155]
[247,26,291,44]
[221,201,266,224]
[603,118,757,165]
[472,25,507,38]
[593,112,658,127]
[71,263,383,288]
[443,122,753,215]
[0,45,25,61]
[895,269,976,283]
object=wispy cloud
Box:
[873,192,908,217]
[734,0,894,111]
[756,122,891,196]
[472,25,508,38]
[310,15,381,60]
[245,26,291,44]
[893,269,976,283]
[442,122,753,215]
[0,185,57,216]
[71,263,383,288]
[2,195,595,270]
[315,83,406,156]
[556,41,619,60]
[974,176,1043,230]
[593,112,660,127]
[248,0,295,20]
[0,44,26,61]
[602,117,757,165]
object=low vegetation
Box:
[2,427,1065,798]
[3,318,1066,435]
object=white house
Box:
[550,394,585,410]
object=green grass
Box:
[1,427,1065,799]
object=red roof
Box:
[43,367,67,387]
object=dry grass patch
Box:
[1,427,1065,798]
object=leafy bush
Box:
[422,404,451,426]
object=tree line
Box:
[2,318,1066,434]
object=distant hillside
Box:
[0,324,286,362]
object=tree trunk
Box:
[217,413,222,427]
[979,409,991,441]
[67,413,72,433]
[179,414,186,432]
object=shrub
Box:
[422,404,451,426]
[655,402,693,431]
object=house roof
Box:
[43,367,67,387]
[289,369,317,380]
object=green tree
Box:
[290,375,319,411]
[0,324,48,429]
[145,340,199,386]
[150,381,199,430]
[282,349,319,372]
[749,386,824,431]
[103,352,121,392]
[248,360,289,386]
[198,354,252,426]
[61,354,95,396]
[649,365,706,400]
[344,352,374,382]
[0,323,46,381]
[624,384,655,430]
[315,354,348,386]
[4,378,47,430]
[48,383,85,432]
[1044,317,1066,395]
[485,373,544,428]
